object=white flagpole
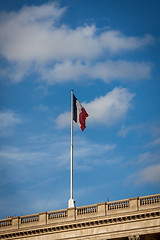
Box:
[68,90,75,208]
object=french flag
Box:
[73,94,89,131]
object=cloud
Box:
[73,137,116,170]
[56,87,135,128]
[56,111,70,128]
[118,121,160,138]
[149,121,160,137]
[137,152,160,164]
[0,3,66,61]
[118,124,144,137]
[136,164,160,184]
[0,4,153,62]
[0,3,154,83]
[118,122,160,155]
[127,149,160,185]
[0,61,31,83]
[0,146,48,162]
[33,104,49,112]
[0,110,22,136]
[40,60,151,84]
[146,137,160,147]
[0,134,117,187]
[100,31,154,52]
[90,60,151,82]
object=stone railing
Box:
[140,195,159,205]
[21,215,39,224]
[76,205,98,220]
[77,205,97,215]
[0,193,159,231]
[0,219,12,228]
[108,199,129,210]
[48,210,67,220]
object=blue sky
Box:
[0,0,160,219]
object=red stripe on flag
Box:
[79,107,89,131]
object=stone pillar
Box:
[128,235,140,240]
[39,212,47,225]
[68,207,76,221]
[12,217,19,229]
[97,202,106,216]
[129,197,139,211]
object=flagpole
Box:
[68,90,75,208]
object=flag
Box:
[73,94,89,131]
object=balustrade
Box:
[48,211,67,220]
[0,193,159,230]
[140,195,160,206]
[21,215,39,224]
[108,200,129,210]
[0,220,12,228]
[77,205,97,215]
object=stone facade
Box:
[0,194,160,239]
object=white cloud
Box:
[119,121,160,138]
[0,3,66,61]
[146,137,160,147]
[137,152,160,164]
[0,110,22,136]
[56,111,70,128]
[149,121,160,137]
[118,124,144,137]
[0,146,48,162]
[100,31,154,52]
[0,3,154,83]
[56,87,135,128]
[0,4,153,62]
[33,104,49,112]
[40,60,89,84]
[136,164,160,184]
[0,62,31,83]
[87,87,135,125]
[73,137,116,170]
[0,134,116,174]
[118,122,160,150]
[40,60,151,84]
[90,60,151,82]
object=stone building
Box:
[0,193,160,239]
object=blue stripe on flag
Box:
[73,94,77,122]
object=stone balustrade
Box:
[140,194,159,205]
[48,210,68,220]
[21,215,39,224]
[77,205,97,215]
[0,219,12,228]
[108,199,129,210]
[0,193,159,231]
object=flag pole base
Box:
[68,198,75,208]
